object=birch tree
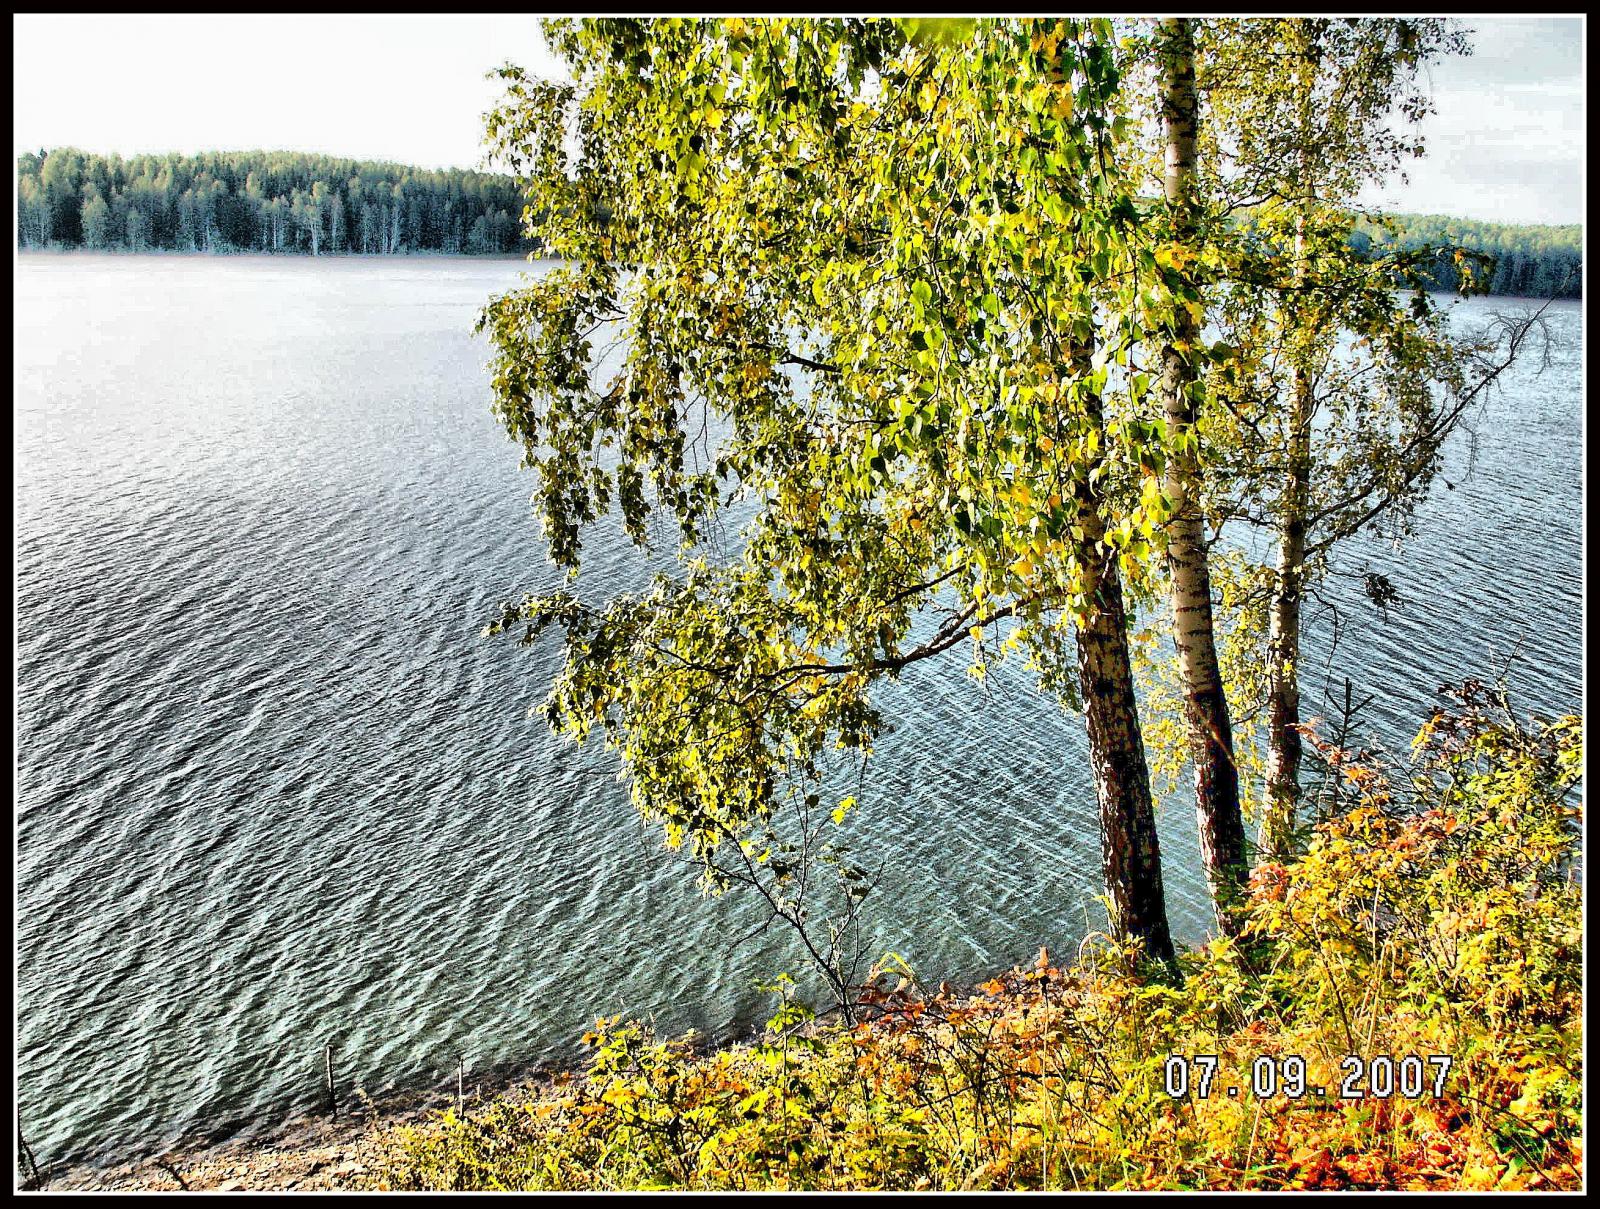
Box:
[480,17,1190,968]
[80,186,111,249]
[1150,17,1248,934]
[18,176,52,247]
[1195,18,1542,857]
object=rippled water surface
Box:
[15,255,1583,1167]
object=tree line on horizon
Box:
[15,148,533,256]
[16,147,1582,297]
[1362,212,1581,299]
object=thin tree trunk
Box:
[1156,16,1248,935]
[1261,30,1321,862]
[1069,351,1176,966]
[1260,228,1314,861]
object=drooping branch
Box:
[1306,301,1555,552]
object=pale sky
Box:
[12,14,1585,225]
[1357,16,1584,225]
[11,15,563,173]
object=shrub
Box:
[374,686,1582,1191]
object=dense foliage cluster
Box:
[1360,214,1582,299]
[480,16,1202,965]
[371,690,1581,1191]
[15,148,532,255]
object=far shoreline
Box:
[15,249,1576,301]
[16,247,540,263]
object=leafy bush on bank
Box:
[374,686,1582,1191]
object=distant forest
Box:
[1359,213,1582,299]
[15,149,1582,295]
[15,149,533,256]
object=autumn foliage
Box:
[373,688,1581,1191]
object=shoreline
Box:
[38,1017,772,1191]
[42,1060,567,1191]
[14,249,1577,300]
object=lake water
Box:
[14,255,1583,1169]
